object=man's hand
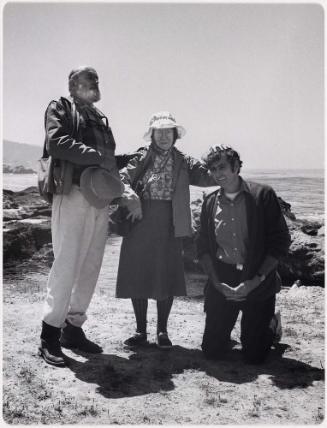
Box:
[212,277,261,302]
[115,152,143,170]
[199,254,260,302]
[125,152,143,162]
[226,277,261,301]
[213,281,238,300]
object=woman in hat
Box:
[115,111,216,349]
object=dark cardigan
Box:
[196,179,291,301]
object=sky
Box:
[2,2,324,169]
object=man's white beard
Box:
[75,88,101,104]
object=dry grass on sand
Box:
[2,255,325,425]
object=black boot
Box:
[60,320,103,353]
[38,321,66,367]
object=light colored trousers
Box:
[43,186,108,328]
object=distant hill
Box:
[3,140,42,171]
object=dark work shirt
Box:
[215,182,249,265]
[72,102,117,182]
[196,178,291,301]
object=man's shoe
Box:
[157,332,172,349]
[38,339,66,367]
[269,311,282,345]
[60,321,103,354]
[124,332,148,347]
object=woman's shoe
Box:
[157,332,172,349]
[124,332,148,347]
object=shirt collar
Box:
[217,176,250,198]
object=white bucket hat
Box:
[80,167,124,208]
[143,111,186,142]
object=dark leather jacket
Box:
[44,96,129,195]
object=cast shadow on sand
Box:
[64,342,324,399]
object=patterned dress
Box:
[116,147,186,300]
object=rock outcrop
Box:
[278,219,324,285]
[3,188,52,267]
[4,220,52,267]
[3,187,325,286]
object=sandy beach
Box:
[3,237,325,425]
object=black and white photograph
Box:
[2,1,325,425]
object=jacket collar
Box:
[172,147,184,192]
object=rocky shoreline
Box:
[3,187,325,286]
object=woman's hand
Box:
[127,205,143,222]
[124,194,142,222]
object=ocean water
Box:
[193,168,324,223]
[3,173,38,192]
[3,170,325,223]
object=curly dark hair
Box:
[202,145,243,172]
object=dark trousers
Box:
[202,262,275,364]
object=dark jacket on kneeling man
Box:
[196,178,291,302]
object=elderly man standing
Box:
[39,66,135,367]
[196,145,290,364]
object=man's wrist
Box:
[212,280,224,293]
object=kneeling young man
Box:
[196,145,290,364]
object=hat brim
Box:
[80,167,124,209]
[143,125,186,142]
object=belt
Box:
[216,259,244,271]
